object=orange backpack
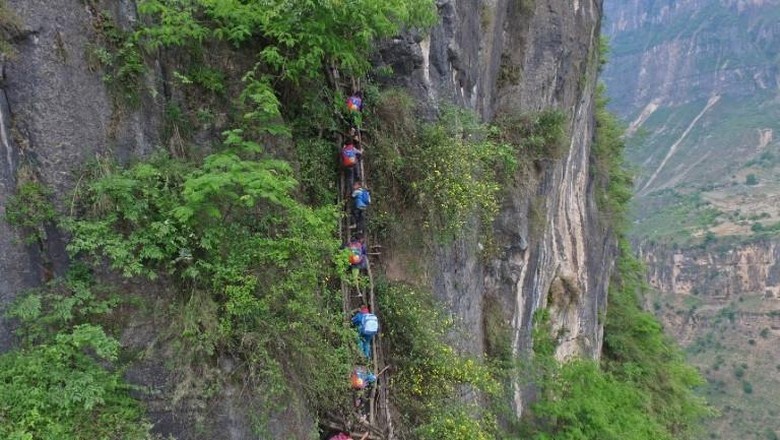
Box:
[348,241,362,265]
[341,144,358,167]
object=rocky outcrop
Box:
[0,0,609,434]
[642,240,780,299]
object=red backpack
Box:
[341,144,358,167]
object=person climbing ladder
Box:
[346,234,368,272]
[329,78,392,436]
[351,304,378,359]
[345,90,364,129]
[341,137,363,193]
[351,180,370,235]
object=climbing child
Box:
[351,304,378,359]
[345,90,364,129]
[341,138,363,193]
[350,365,377,422]
[351,181,370,235]
[346,234,368,272]
[350,365,377,390]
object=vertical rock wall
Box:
[0,0,161,350]
[378,0,611,416]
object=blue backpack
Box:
[362,313,379,336]
[347,96,362,112]
[358,189,371,206]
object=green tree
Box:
[0,325,150,439]
[66,145,354,414]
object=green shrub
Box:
[376,280,499,439]
[295,138,338,206]
[528,361,672,440]
[65,141,355,422]
[8,263,119,345]
[0,324,151,439]
[603,238,710,439]
[5,180,56,244]
[368,96,517,238]
[86,11,146,107]
[416,406,497,440]
[494,109,568,161]
[0,264,152,438]
[592,83,633,226]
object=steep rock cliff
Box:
[376,0,608,415]
[0,0,608,436]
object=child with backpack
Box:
[341,138,363,193]
[345,90,364,128]
[351,181,371,235]
[346,235,367,271]
[351,305,378,359]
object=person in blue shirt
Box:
[351,181,370,235]
[351,304,378,359]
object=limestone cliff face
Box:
[377,0,609,415]
[0,0,162,351]
[0,0,609,435]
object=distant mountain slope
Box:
[603,2,780,439]
[603,0,780,242]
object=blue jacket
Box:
[351,310,367,327]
